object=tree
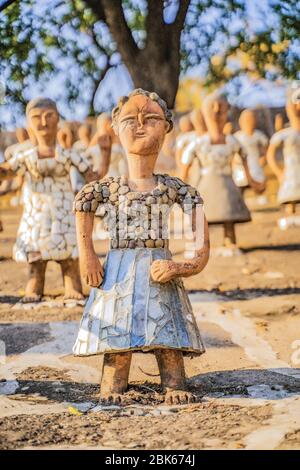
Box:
[0,0,120,121]
[0,0,299,126]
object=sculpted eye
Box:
[121,116,135,122]
[144,115,163,123]
[120,116,136,126]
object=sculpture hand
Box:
[82,253,104,287]
[150,260,178,283]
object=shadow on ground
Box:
[1,367,299,406]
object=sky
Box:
[0,0,298,129]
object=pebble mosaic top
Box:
[74,174,203,247]
[6,143,91,262]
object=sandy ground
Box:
[0,197,300,450]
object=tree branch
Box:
[83,0,106,22]
[169,0,191,39]
[145,0,164,50]
[89,59,113,115]
[96,0,139,64]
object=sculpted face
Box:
[190,109,207,135]
[223,121,233,136]
[274,113,284,132]
[203,97,228,133]
[239,110,255,133]
[16,127,29,143]
[116,95,169,155]
[287,101,300,121]
[27,107,59,141]
[179,115,193,133]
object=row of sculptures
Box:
[0,89,299,404]
[0,90,300,301]
[0,91,299,302]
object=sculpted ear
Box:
[165,121,171,133]
[112,123,119,137]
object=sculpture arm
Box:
[266,142,284,182]
[75,211,104,287]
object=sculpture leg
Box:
[59,258,84,300]
[100,352,132,404]
[23,260,47,303]
[223,222,236,246]
[285,203,296,215]
[155,349,195,404]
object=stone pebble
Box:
[73,175,203,227]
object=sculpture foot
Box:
[21,293,42,303]
[164,389,196,405]
[64,289,84,301]
[278,216,300,230]
[212,246,242,257]
[99,392,126,406]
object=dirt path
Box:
[0,204,300,449]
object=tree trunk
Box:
[85,0,190,108]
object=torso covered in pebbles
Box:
[182,134,241,176]
[74,174,203,249]
[182,134,250,223]
[6,143,91,261]
[233,130,267,186]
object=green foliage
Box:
[0,0,117,123]
[0,0,299,126]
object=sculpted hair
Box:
[111,88,173,133]
[26,97,58,116]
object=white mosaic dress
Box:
[233,130,268,187]
[182,134,251,224]
[270,127,300,204]
[6,143,91,262]
[73,174,205,357]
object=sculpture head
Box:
[223,121,233,136]
[202,92,228,134]
[16,127,29,143]
[274,113,284,132]
[190,109,207,135]
[179,114,193,133]
[112,89,173,156]
[239,109,256,134]
[26,97,59,143]
[286,91,300,124]
[78,123,92,146]
[97,113,113,135]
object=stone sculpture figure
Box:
[175,114,194,170]
[179,110,207,187]
[274,113,285,133]
[73,89,210,404]
[232,109,268,194]
[267,93,300,223]
[180,93,253,251]
[0,127,33,233]
[0,97,104,302]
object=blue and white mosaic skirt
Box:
[73,248,205,356]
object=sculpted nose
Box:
[137,113,144,128]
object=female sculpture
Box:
[0,97,106,302]
[73,89,210,404]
